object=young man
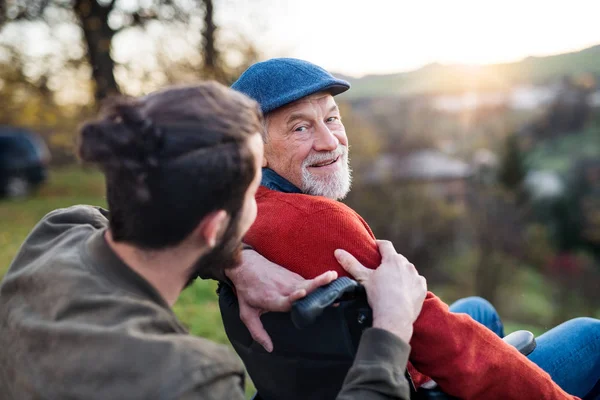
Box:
[0,82,427,399]
[230,58,600,399]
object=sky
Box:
[4,0,600,83]
[221,0,600,77]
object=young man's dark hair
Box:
[78,82,263,280]
[79,82,262,249]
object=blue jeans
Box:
[450,297,600,399]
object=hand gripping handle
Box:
[291,277,365,329]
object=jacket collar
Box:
[261,168,302,194]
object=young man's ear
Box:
[195,210,229,248]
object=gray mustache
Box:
[303,146,347,166]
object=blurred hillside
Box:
[336,56,600,325]
[339,44,600,98]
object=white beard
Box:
[300,145,352,200]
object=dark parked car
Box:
[0,127,50,198]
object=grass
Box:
[0,167,107,277]
[0,166,255,396]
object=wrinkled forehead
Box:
[272,92,337,121]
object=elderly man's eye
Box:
[294,126,308,132]
[326,116,340,123]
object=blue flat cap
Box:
[231,58,350,114]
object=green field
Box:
[0,166,255,396]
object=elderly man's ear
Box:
[194,210,229,248]
[262,154,268,168]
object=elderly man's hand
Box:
[225,249,337,352]
[334,240,427,343]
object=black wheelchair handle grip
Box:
[291,277,364,329]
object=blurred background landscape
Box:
[1,0,599,386]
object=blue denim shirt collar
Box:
[261,168,302,194]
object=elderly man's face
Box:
[263,92,351,200]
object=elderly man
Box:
[224,58,600,400]
[0,82,427,400]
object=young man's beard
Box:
[186,214,244,286]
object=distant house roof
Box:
[364,150,473,183]
[472,148,499,168]
[524,170,565,199]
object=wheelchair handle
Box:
[291,277,365,329]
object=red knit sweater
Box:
[244,186,579,400]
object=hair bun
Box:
[112,101,164,167]
[77,97,165,202]
[78,121,119,165]
[78,97,164,168]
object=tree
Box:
[1,0,257,104]
[201,0,218,78]
[466,187,525,306]
[0,39,95,163]
[498,134,526,192]
[72,0,120,102]
[528,76,593,140]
